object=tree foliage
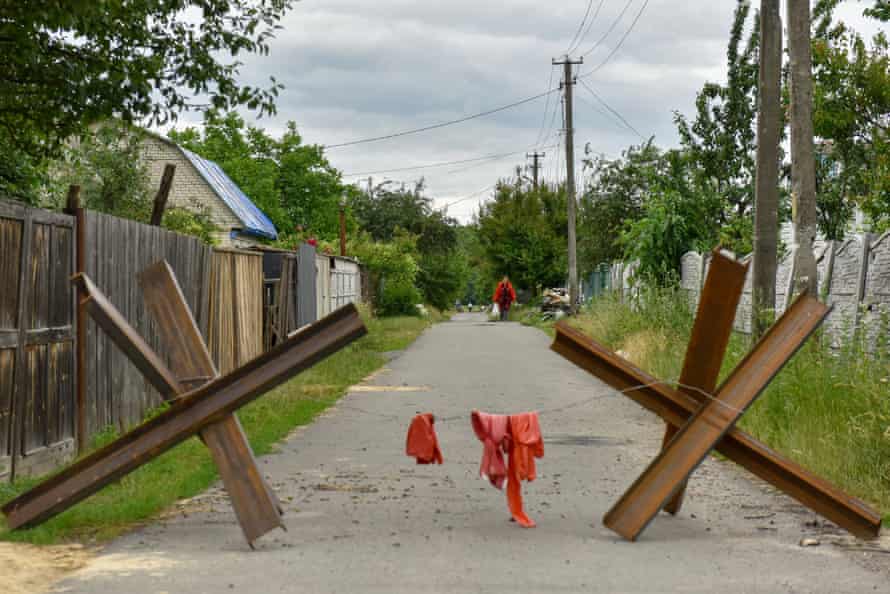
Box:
[46,121,218,243]
[812,1,890,235]
[170,111,352,241]
[477,180,568,291]
[0,1,292,196]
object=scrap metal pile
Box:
[551,249,881,541]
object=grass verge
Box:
[0,308,444,545]
[531,289,890,522]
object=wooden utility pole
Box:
[787,0,818,296]
[339,194,347,257]
[553,55,582,313]
[526,151,545,190]
[751,0,782,338]
[149,164,176,226]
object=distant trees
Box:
[352,181,466,311]
[476,180,568,292]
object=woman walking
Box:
[493,276,517,322]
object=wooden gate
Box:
[0,200,76,481]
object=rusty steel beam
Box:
[138,260,284,544]
[604,294,831,540]
[551,315,882,540]
[662,249,749,514]
[2,304,366,530]
[72,273,183,396]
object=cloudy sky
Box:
[163,0,880,222]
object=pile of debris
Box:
[540,288,571,320]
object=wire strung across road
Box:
[333,378,749,424]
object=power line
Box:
[323,88,558,150]
[581,0,651,76]
[341,145,558,177]
[534,66,558,147]
[578,78,646,140]
[568,0,606,55]
[574,88,636,138]
[580,0,636,57]
[566,0,595,54]
[438,184,496,211]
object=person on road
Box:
[493,276,517,322]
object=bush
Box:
[377,280,422,317]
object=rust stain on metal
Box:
[138,260,284,544]
[603,294,830,541]
[662,248,749,514]
[552,312,882,540]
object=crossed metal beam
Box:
[2,262,366,546]
[552,249,882,541]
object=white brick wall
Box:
[141,136,242,247]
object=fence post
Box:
[63,186,88,454]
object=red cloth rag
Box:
[406,413,443,464]
[506,412,544,528]
[472,410,544,528]
[471,410,509,489]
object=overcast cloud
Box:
[160,1,882,222]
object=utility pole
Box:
[751,0,782,338]
[367,176,373,196]
[787,0,818,296]
[526,151,545,190]
[553,55,582,314]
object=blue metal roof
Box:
[180,147,278,240]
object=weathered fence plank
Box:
[0,199,76,480]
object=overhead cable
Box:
[578,78,646,140]
[580,0,636,58]
[581,0,651,76]
[323,89,558,150]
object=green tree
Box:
[578,141,661,272]
[0,1,292,197]
[171,112,351,241]
[47,121,218,242]
[812,1,890,235]
[674,0,761,253]
[351,180,466,309]
[477,180,568,291]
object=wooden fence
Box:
[207,249,264,375]
[1,198,353,480]
[81,210,212,438]
[0,200,76,480]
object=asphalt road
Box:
[57,313,887,593]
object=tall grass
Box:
[567,289,890,520]
[0,309,443,545]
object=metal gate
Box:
[296,243,317,326]
[0,200,76,481]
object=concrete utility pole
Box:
[751,0,782,338]
[526,151,545,190]
[339,194,347,257]
[787,0,819,296]
[553,55,583,313]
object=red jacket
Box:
[493,281,517,308]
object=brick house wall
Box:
[141,135,244,247]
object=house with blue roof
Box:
[141,133,278,247]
